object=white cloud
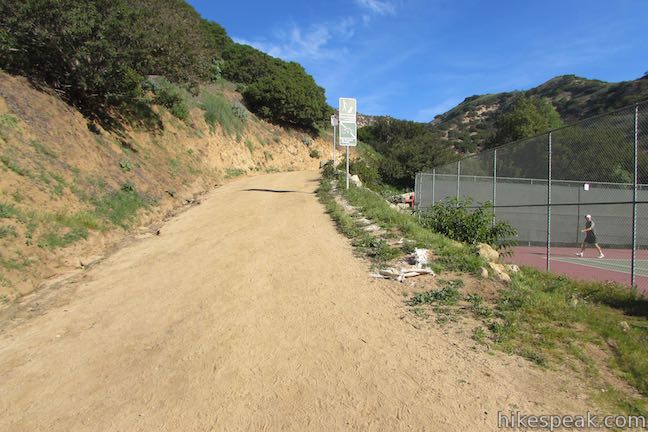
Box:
[233,18,356,62]
[355,0,396,15]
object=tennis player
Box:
[576,214,604,258]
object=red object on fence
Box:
[404,193,415,208]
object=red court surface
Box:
[508,246,648,295]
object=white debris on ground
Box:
[370,248,435,282]
[371,267,435,283]
[413,248,428,269]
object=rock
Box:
[478,243,499,262]
[619,321,630,332]
[496,272,511,283]
[80,256,103,268]
[349,174,362,187]
[480,267,489,279]
[505,264,520,273]
[488,262,511,283]
[570,296,579,307]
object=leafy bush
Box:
[231,102,248,120]
[243,62,330,130]
[321,161,337,179]
[419,197,517,251]
[152,79,190,120]
[309,149,320,159]
[349,157,381,190]
[0,0,231,118]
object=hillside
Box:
[433,74,648,149]
[0,72,332,302]
[0,0,343,303]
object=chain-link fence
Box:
[415,100,648,291]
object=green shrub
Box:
[225,168,245,178]
[93,185,146,228]
[0,225,18,239]
[119,159,132,172]
[231,102,248,120]
[349,157,381,190]
[309,149,320,159]
[153,79,190,121]
[242,62,330,130]
[37,226,88,249]
[0,202,19,219]
[201,94,245,137]
[419,197,517,251]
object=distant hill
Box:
[432,74,648,150]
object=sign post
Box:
[330,115,338,167]
[338,98,357,189]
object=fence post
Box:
[547,132,552,272]
[414,173,419,210]
[493,149,497,227]
[456,161,461,201]
[631,105,638,288]
[432,168,436,205]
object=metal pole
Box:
[493,149,497,227]
[346,145,350,189]
[576,186,581,244]
[432,168,436,205]
[332,124,336,167]
[456,160,461,201]
[415,174,421,221]
[547,132,552,272]
[631,105,638,288]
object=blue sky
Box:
[187,0,647,121]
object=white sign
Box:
[584,183,590,191]
[339,98,357,147]
[339,98,356,122]
[331,115,338,127]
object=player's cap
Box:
[586,214,592,219]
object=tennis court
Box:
[509,246,648,294]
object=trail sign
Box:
[338,98,357,147]
[339,121,357,146]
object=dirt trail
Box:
[0,171,593,431]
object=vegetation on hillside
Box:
[433,74,648,150]
[0,0,329,130]
[318,168,648,416]
[356,118,456,188]
[487,95,562,147]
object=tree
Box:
[489,96,563,147]
[242,62,330,130]
[221,43,282,84]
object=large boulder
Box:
[478,243,499,262]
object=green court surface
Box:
[552,257,648,277]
